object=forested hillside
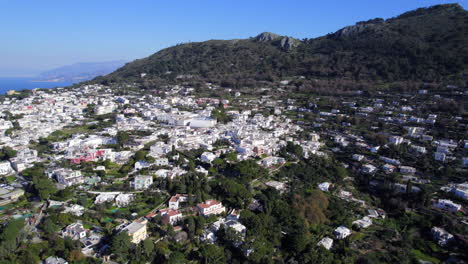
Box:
[93,4,467,90]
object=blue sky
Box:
[0,0,466,76]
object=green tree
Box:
[18,248,40,264]
[186,217,196,239]
[110,231,132,262]
[142,238,154,259]
[200,244,226,263]
[134,150,147,161]
[168,251,187,264]
[116,131,130,148]
[0,146,17,161]
[39,217,60,236]
[0,219,25,258]
[33,176,57,200]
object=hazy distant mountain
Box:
[37,61,127,82]
[93,4,466,89]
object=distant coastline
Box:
[31,79,64,83]
[0,77,73,95]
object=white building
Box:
[116,194,134,207]
[0,162,13,175]
[451,182,468,200]
[434,152,446,162]
[201,152,217,163]
[159,209,183,225]
[154,158,169,166]
[333,226,351,239]
[352,216,373,229]
[399,166,416,175]
[169,194,189,209]
[361,164,377,174]
[62,223,86,240]
[317,237,333,250]
[198,200,226,216]
[260,156,286,167]
[133,175,153,190]
[318,182,331,192]
[352,154,365,162]
[388,136,404,145]
[134,160,150,170]
[189,117,217,128]
[431,227,454,246]
[265,181,287,192]
[433,199,461,212]
[95,193,116,204]
[55,169,84,187]
[94,104,116,115]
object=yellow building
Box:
[122,219,147,244]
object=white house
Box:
[44,256,68,264]
[95,193,116,204]
[317,237,333,250]
[260,156,286,167]
[361,164,377,174]
[189,117,217,128]
[265,181,287,192]
[433,199,461,212]
[55,169,84,187]
[352,216,373,229]
[451,183,468,200]
[434,152,446,162]
[388,136,404,145]
[133,175,153,190]
[399,166,416,175]
[154,158,169,166]
[169,194,189,209]
[431,227,454,246]
[201,152,217,163]
[394,183,421,193]
[198,200,226,216]
[352,154,365,162]
[62,223,86,240]
[134,160,150,170]
[333,226,351,239]
[318,182,331,192]
[0,162,13,175]
[159,209,183,225]
[115,194,134,207]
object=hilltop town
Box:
[0,78,465,263]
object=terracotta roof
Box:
[169,194,188,202]
[159,209,181,217]
[198,199,221,208]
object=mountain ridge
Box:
[91,4,467,90]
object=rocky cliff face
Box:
[255,32,299,50]
[255,32,281,42]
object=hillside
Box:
[38,61,127,83]
[94,4,467,89]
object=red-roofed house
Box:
[197,200,226,216]
[169,194,189,209]
[159,209,183,225]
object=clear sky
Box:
[0,0,466,77]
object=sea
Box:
[0,77,74,95]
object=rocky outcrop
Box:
[279,37,299,50]
[255,32,281,42]
[255,32,299,50]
